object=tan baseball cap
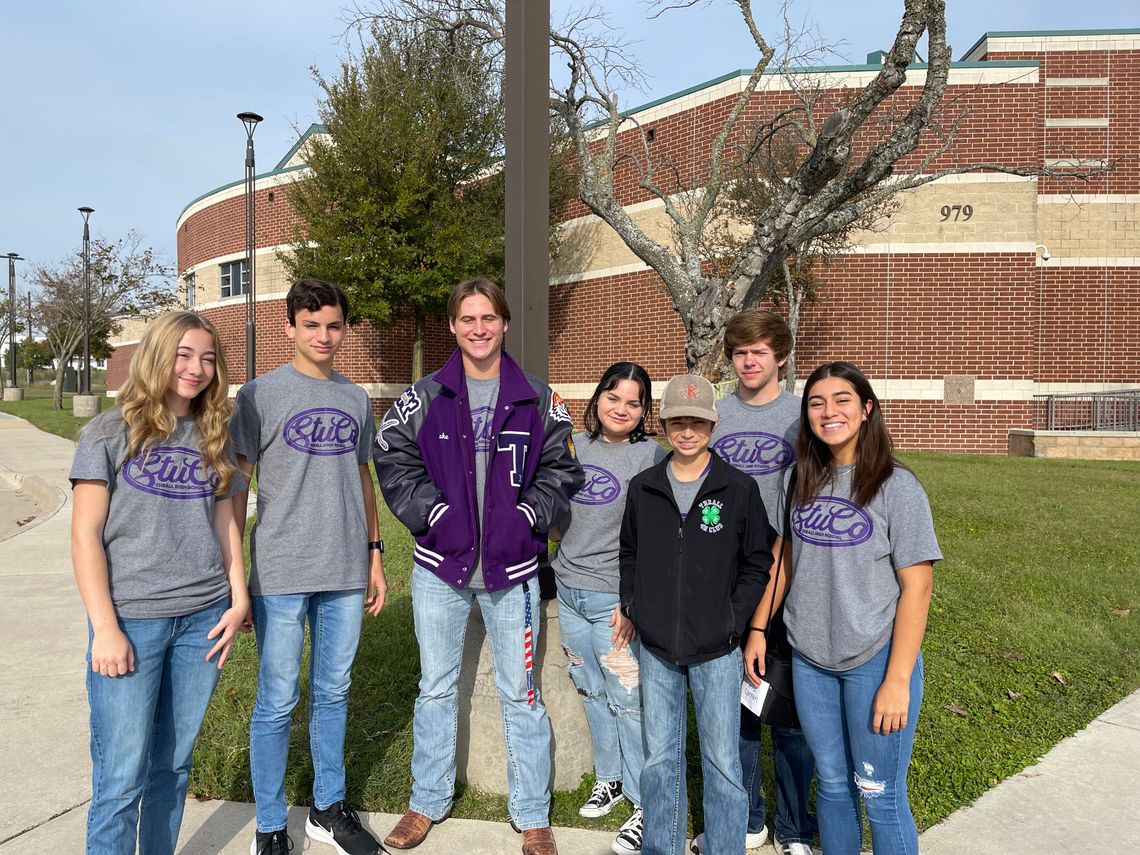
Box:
[659,374,719,423]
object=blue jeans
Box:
[792,645,924,855]
[640,646,747,855]
[410,566,553,829]
[556,582,645,807]
[249,589,365,833]
[85,600,227,855]
[739,712,817,842]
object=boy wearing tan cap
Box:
[618,374,774,855]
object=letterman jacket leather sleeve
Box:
[373,382,441,536]
[518,384,584,536]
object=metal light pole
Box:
[238,112,263,382]
[78,206,94,396]
[6,252,23,392]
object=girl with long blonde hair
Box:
[70,311,248,855]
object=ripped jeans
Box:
[792,644,923,855]
[556,582,645,807]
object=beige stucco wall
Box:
[1039,200,1140,259]
[186,248,294,310]
[1008,429,1140,460]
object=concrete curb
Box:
[0,466,67,542]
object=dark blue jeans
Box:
[740,711,818,843]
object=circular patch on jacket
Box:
[711,431,794,476]
[123,446,217,499]
[792,497,873,547]
[573,464,621,505]
[283,408,360,456]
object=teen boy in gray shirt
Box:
[232,279,387,855]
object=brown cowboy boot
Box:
[520,826,559,855]
[384,810,435,850]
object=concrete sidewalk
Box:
[0,410,1136,854]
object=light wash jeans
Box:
[640,646,747,855]
[556,582,645,807]
[792,644,924,855]
[410,565,552,829]
[739,713,817,842]
[85,599,227,855]
[249,589,365,833]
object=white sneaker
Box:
[580,779,626,818]
[773,837,816,855]
[690,826,769,854]
[611,807,643,855]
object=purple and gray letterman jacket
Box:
[374,349,584,592]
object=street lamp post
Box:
[78,206,94,396]
[238,112,263,383]
[4,252,24,400]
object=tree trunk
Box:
[783,261,801,393]
[52,362,65,410]
[411,308,425,382]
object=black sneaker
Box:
[251,829,293,855]
[612,807,643,854]
[306,801,383,855]
[579,779,625,818]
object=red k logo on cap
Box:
[684,383,699,399]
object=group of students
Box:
[70,274,939,855]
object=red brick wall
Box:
[179,183,306,272]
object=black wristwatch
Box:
[368,540,385,554]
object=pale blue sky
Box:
[0,0,1130,290]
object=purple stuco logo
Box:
[472,406,494,453]
[123,446,217,499]
[573,464,621,505]
[792,497,874,547]
[283,408,359,456]
[712,432,794,476]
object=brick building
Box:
[107,28,1140,454]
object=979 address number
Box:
[940,204,973,221]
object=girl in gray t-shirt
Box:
[69,312,248,855]
[551,362,664,855]
[744,361,940,855]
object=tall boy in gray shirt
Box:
[704,309,818,855]
[232,279,387,855]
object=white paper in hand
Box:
[740,678,771,717]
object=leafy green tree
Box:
[17,337,52,383]
[286,24,508,380]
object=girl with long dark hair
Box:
[744,361,941,855]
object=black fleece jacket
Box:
[619,452,774,666]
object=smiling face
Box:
[597,378,645,442]
[450,293,507,378]
[165,328,217,415]
[731,339,786,403]
[806,376,873,465]
[665,415,714,463]
[288,304,346,375]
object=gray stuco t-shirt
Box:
[230,364,376,596]
[553,434,666,593]
[778,465,942,671]
[711,390,799,530]
[466,375,500,590]
[69,409,241,618]
[667,458,710,520]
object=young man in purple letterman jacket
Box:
[374,277,583,855]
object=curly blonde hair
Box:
[116,312,236,494]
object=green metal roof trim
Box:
[273,123,327,171]
[615,60,1037,121]
[962,28,1140,61]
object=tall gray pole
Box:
[78,207,94,396]
[238,112,263,383]
[6,253,22,389]
[504,0,550,380]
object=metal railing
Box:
[1033,389,1140,431]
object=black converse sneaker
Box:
[611,807,643,855]
[251,829,293,855]
[306,801,383,855]
[579,779,626,818]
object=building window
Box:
[183,272,197,309]
[220,260,249,299]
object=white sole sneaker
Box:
[746,825,769,848]
[579,793,626,818]
[305,816,353,855]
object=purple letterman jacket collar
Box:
[435,348,537,409]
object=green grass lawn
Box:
[5,396,1137,832]
[0,382,102,441]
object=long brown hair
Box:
[115,311,236,494]
[794,361,902,508]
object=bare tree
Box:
[357,0,1104,373]
[34,233,175,409]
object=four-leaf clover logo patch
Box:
[698,498,724,533]
[701,504,721,526]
